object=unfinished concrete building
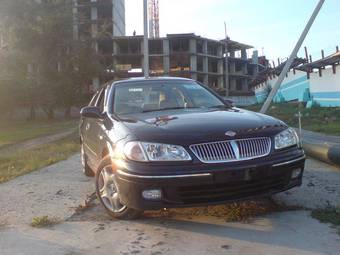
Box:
[223,38,258,97]
[74,0,125,90]
[112,33,260,99]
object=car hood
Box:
[118,108,287,146]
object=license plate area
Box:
[213,166,269,183]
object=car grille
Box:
[178,175,287,204]
[189,137,271,163]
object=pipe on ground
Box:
[302,141,340,166]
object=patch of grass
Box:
[0,133,80,183]
[0,119,78,148]
[311,207,340,235]
[243,103,340,136]
[30,216,61,228]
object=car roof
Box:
[112,76,194,86]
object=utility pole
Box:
[143,0,149,78]
[224,21,227,38]
[260,0,325,113]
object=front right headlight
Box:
[274,128,299,150]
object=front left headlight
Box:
[274,127,299,150]
[116,141,192,162]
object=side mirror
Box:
[80,106,103,119]
[224,99,234,107]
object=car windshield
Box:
[113,81,225,115]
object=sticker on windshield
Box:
[129,88,143,92]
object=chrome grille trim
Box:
[190,137,271,163]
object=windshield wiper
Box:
[142,106,199,113]
[208,104,231,109]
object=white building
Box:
[255,51,340,107]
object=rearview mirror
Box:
[224,99,234,107]
[80,106,103,119]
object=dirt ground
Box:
[1,155,340,255]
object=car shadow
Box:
[137,209,338,254]
[68,195,338,254]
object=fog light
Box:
[142,189,162,200]
[291,168,302,179]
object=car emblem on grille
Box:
[225,130,236,137]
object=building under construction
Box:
[73,1,263,100]
[73,0,126,90]
[112,33,262,99]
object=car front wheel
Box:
[95,156,143,220]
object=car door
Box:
[81,90,99,164]
[91,86,108,163]
[83,88,105,167]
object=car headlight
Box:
[123,141,148,162]
[118,141,192,162]
[274,128,299,150]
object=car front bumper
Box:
[115,152,305,210]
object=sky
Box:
[125,0,340,63]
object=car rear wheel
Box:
[81,143,94,177]
[95,156,143,220]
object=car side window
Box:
[96,88,105,113]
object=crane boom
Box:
[148,0,159,38]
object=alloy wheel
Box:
[98,166,126,213]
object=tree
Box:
[0,0,104,120]
[58,41,104,118]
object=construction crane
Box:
[148,0,159,38]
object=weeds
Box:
[311,206,340,235]
[145,198,298,222]
[30,216,61,228]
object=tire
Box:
[95,156,143,220]
[81,143,94,177]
